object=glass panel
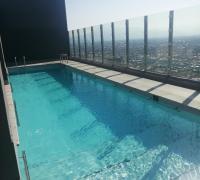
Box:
[147,12,169,74]
[93,25,102,63]
[172,6,200,81]
[129,17,144,70]
[103,23,113,65]
[79,29,85,59]
[115,20,126,66]
[69,31,74,57]
[74,30,79,58]
[86,27,93,60]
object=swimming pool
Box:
[10,64,200,179]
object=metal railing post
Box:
[23,56,26,66]
[14,101,20,127]
[168,11,174,76]
[14,57,18,66]
[67,31,71,58]
[91,26,95,60]
[22,151,30,180]
[126,19,129,67]
[144,16,148,71]
[83,28,88,59]
[100,24,104,64]
[77,29,81,58]
[72,30,76,57]
[111,22,115,65]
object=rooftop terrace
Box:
[1,2,200,180]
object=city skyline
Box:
[68,5,200,81]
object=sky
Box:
[65,0,200,30]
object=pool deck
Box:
[4,84,19,145]
[63,60,200,114]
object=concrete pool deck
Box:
[4,84,19,145]
[63,60,200,113]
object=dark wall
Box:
[0,45,20,179]
[0,0,69,66]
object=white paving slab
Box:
[66,60,82,64]
[108,74,139,84]
[4,85,19,145]
[95,70,121,78]
[189,93,200,110]
[125,78,162,91]
[150,84,196,103]
[76,65,96,70]
[67,63,85,68]
[84,67,108,74]
[64,63,80,66]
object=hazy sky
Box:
[65,0,200,30]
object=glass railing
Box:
[79,29,86,59]
[93,25,102,63]
[129,16,144,70]
[115,20,126,66]
[172,6,200,80]
[103,22,113,66]
[85,27,93,61]
[147,12,169,74]
[68,5,200,81]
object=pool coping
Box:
[62,60,200,116]
[8,61,60,74]
[4,84,19,145]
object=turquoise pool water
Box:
[10,65,200,179]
